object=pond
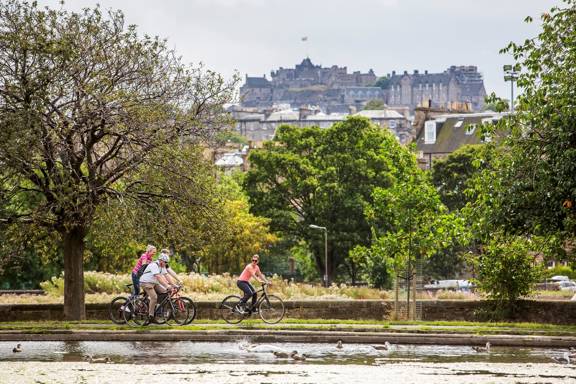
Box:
[1,341,575,383]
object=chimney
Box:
[424,70,428,75]
[414,70,419,75]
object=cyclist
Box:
[139,252,175,325]
[131,245,157,297]
[236,254,269,314]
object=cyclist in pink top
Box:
[131,245,157,297]
[236,254,269,314]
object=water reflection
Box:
[0,340,572,365]
[1,341,576,384]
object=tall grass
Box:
[37,272,390,301]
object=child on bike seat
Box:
[236,254,270,314]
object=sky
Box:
[38,0,561,99]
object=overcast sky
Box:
[38,0,561,99]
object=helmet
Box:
[158,253,170,263]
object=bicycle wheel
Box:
[259,294,285,324]
[128,297,149,326]
[109,296,128,324]
[179,296,197,325]
[220,295,246,324]
[165,298,190,326]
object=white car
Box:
[550,275,570,282]
[557,280,576,292]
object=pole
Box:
[324,229,328,287]
[510,79,514,114]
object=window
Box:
[465,124,476,135]
[424,120,436,144]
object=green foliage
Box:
[244,116,418,283]
[473,234,544,312]
[215,130,248,146]
[431,145,494,211]
[484,92,510,112]
[374,77,391,89]
[496,0,576,241]
[367,171,469,280]
[544,265,576,280]
[363,99,386,110]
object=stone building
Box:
[232,106,411,144]
[384,66,486,111]
[240,58,380,113]
[240,60,487,114]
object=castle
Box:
[240,59,486,113]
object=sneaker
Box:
[121,305,131,313]
[234,304,246,314]
[142,315,153,326]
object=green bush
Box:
[544,266,576,280]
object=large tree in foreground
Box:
[496,1,576,240]
[0,2,236,319]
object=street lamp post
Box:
[503,64,520,113]
[309,224,328,287]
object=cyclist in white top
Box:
[139,251,179,325]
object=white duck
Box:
[472,342,491,353]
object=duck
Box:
[553,352,571,365]
[290,351,306,361]
[12,344,22,353]
[336,340,343,349]
[84,355,111,364]
[472,342,491,353]
[273,350,297,358]
[373,341,392,351]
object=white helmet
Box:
[158,253,170,263]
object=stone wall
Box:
[1,300,575,324]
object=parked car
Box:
[557,280,576,292]
[424,279,473,292]
[549,275,570,282]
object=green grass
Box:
[0,319,575,336]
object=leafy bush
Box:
[473,234,543,316]
[544,266,576,280]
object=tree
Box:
[374,77,391,89]
[244,116,418,283]
[0,2,237,319]
[431,144,494,212]
[366,172,467,292]
[483,92,509,112]
[363,99,385,110]
[495,1,576,241]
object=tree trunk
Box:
[62,226,86,320]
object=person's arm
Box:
[256,268,269,284]
[167,268,181,285]
[156,274,172,290]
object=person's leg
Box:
[237,281,252,305]
[154,284,168,311]
[247,282,257,309]
[131,272,140,297]
[141,283,157,318]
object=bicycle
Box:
[108,284,146,324]
[125,285,193,326]
[219,282,285,324]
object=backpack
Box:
[136,263,150,278]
